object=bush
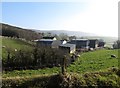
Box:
[2,47,64,70]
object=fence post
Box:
[61,55,67,75]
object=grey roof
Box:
[52,40,61,46]
[72,39,88,41]
[43,36,55,39]
[88,39,98,41]
[37,39,54,42]
[59,43,75,48]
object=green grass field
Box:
[68,49,118,73]
[2,37,119,77]
[1,37,119,87]
[1,37,33,59]
[2,49,118,78]
[2,37,33,49]
[2,67,119,88]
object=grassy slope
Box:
[1,37,33,59]
[2,37,33,50]
[1,36,119,87]
[68,49,118,73]
[2,49,118,78]
[2,43,119,87]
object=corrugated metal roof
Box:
[88,39,98,41]
[59,43,75,48]
[37,39,54,42]
[72,39,88,41]
[43,36,55,39]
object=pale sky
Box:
[2,0,119,37]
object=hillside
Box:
[68,49,118,73]
[1,23,42,40]
[2,36,34,60]
[2,38,119,87]
[2,49,118,77]
[1,23,119,88]
[2,49,119,88]
[1,23,117,44]
[36,30,97,37]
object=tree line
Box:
[1,23,42,40]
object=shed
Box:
[98,40,105,47]
[69,39,89,49]
[89,39,98,48]
[36,39,61,48]
[59,43,76,54]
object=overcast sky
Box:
[1,0,119,37]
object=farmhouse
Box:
[69,39,89,50]
[89,39,98,49]
[36,39,62,48]
[59,43,76,54]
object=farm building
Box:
[89,39,98,48]
[69,39,89,50]
[60,40,67,44]
[42,36,57,40]
[98,40,105,47]
[36,39,62,48]
[59,43,76,54]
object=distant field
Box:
[2,37,33,50]
[3,49,118,78]
[85,36,117,44]
[1,37,33,59]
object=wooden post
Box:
[7,51,10,66]
[61,55,67,75]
